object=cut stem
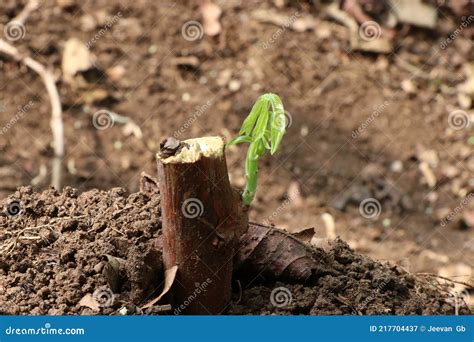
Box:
[157,136,248,314]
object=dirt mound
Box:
[0,186,469,315]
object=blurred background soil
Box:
[0,0,473,305]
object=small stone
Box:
[148,45,158,54]
[457,93,472,110]
[182,93,191,102]
[300,125,309,137]
[228,80,241,92]
[390,160,403,173]
[401,79,416,94]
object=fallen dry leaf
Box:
[78,293,100,312]
[389,0,437,29]
[141,265,178,309]
[62,38,96,85]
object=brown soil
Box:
[0,186,469,315]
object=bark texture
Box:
[157,136,248,314]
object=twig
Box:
[416,272,474,289]
[0,0,64,190]
[0,40,64,189]
[12,0,40,24]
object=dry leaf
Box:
[326,3,392,54]
[62,38,95,85]
[389,0,437,29]
[141,265,178,309]
[78,293,100,312]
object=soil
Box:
[0,185,469,315]
[0,0,473,314]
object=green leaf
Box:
[227,92,286,205]
[248,139,260,161]
[252,105,269,140]
[226,135,252,146]
[269,94,285,154]
[239,96,265,136]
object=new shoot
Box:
[227,93,286,205]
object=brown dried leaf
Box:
[141,265,178,309]
[78,293,100,312]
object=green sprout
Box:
[227,93,286,205]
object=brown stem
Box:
[157,136,248,314]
